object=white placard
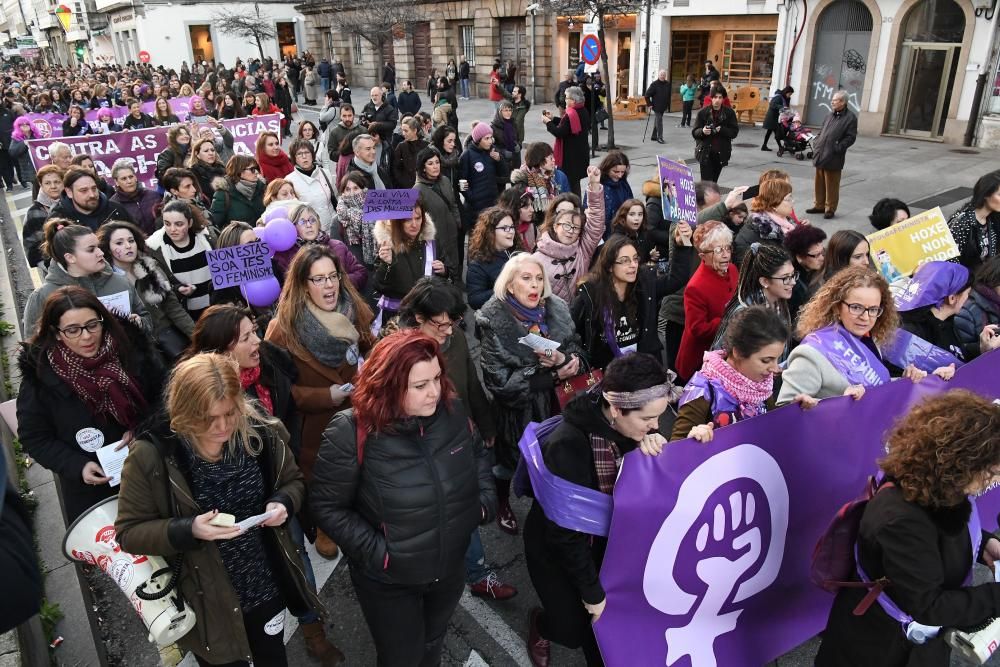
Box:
[95,441,127,486]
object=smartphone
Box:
[742,185,760,201]
[339,383,355,393]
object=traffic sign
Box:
[138,50,150,63]
[581,34,601,65]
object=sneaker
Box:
[497,500,519,535]
[470,571,518,600]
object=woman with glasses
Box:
[572,234,693,371]
[783,224,828,317]
[734,179,799,267]
[676,221,739,382]
[530,167,605,302]
[823,229,871,280]
[211,155,267,229]
[777,267,926,406]
[273,202,367,291]
[284,140,338,236]
[17,286,163,521]
[710,243,795,362]
[265,245,374,559]
[467,207,525,310]
[672,306,789,442]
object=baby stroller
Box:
[775,109,816,160]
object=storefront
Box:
[108,9,139,65]
[556,15,637,104]
[805,0,874,126]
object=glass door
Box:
[888,44,956,137]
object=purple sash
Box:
[371,241,436,336]
[801,325,891,387]
[677,373,740,414]
[881,328,965,373]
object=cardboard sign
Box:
[362,189,420,222]
[866,207,959,281]
[657,156,698,226]
[206,241,274,289]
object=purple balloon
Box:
[240,276,282,307]
[264,218,297,252]
[263,207,289,224]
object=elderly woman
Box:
[476,252,587,535]
[530,167,605,302]
[17,286,163,521]
[211,155,267,228]
[116,353,318,667]
[109,159,162,235]
[466,207,524,310]
[675,221,739,382]
[823,229,871,280]
[284,139,337,236]
[23,165,64,274]
[947,170,1000,270]
[311,331,494,666]
[265,245,374,559]
[572,234,693,371]
[815,392,1000,667]
[525,353,674,667]
[273,202,367,291]
[734,178,799,266]
[543,86,590,197]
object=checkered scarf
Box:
[590,434,622,495]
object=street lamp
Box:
[527,3,539,104]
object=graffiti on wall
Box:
[810,56,865,114]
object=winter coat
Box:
[396,91,421,116]
[8,139,35,183]
[675,262,739,380]
[311,401,495,585]
[47,193,134,231]
[22,262,151,339]
[466,250,510,310]
[545,107,591,189]
[155,145,188,182]
[587,177,633,239]
[326,121,356,164]
[190,161,227,205]
[111,185,163,235]
[121,112,156,130]
[23,201,51,269]
[900,306,978,362]
[210,177,266,228]
[733,211,792,267]
[414,175,461,280]
[345,155,393,193]
[61,118,90,137]
[458,143,508,224]
[115,419,316,665]
[571,249,693,370]
[391,139,429,189]
[815,485,997,667]
[272,236,367,291]
[499,89,531,143]
[16,319,164,521]
[443,331,496,439]
[304,69,320,102]
[129,253,195,338]
[692,105,740,165]
[644,79,671,114]
[776,336,890,404]
[372,215,456,299]
[762,91,788,131]
[362,101,399,128]
[285,166,337,233]
[955,286,1000,348]
[812,108,858,171]
[947,203,1000,271]
[476,294,586,465]
[530,183,606,303]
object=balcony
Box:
[94,0,133,12]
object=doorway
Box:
[412,22,432,83]
[806,0,873,126]
[670,31,708,110]
[188,25,214,63]
[277,22,297,59]
[499,19,527,82]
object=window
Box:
[353,33,363,65]
[722,32,775,88]
[461,25,475,66]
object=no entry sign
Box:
[581,34,601,65]
[138,50,150,63]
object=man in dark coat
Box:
[382,61,396,94]
[363,87,399,128]
[806,90,857,220]
[49,168,134,230]
[761,86,794,151]
[691,87,739,184]
[544,86,590,197]
[644,69,671,144]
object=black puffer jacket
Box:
[311,401,495,585]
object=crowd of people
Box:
[3,54,1000,667]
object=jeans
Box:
[464,528,488,584]
[460,78,470,98]
[288,517,320,624]
[681,100,694,126]
[321,77,330,94]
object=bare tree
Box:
[545,0,662,149]
[213,3,277,62]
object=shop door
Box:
[806,0,873,126]
[188,25,214,63]
[412,22,431,84]
[499,19,527,79]
[888,45,958,137]
[670,32,708,110]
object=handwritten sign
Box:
[657,156,697,225]
[362,189,420,222]
[206,241,274,289]
[866,207,959,281]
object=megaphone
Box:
[63,496,196,646]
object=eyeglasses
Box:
[614,255,641,266]
[496,225,516,233]
[295,217,319,227]
[427,316,462,332]
[769,271,799,286]
[557,221,582,233]
[701,245,733,257]
[307,273,341,285]
[58,318,103,338]
[295,151,312,158]
[244,166,261,174]
[843,302,884,319]
[805,249,826,259]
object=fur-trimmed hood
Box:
[474,292,576,365]
[211,175,231,192]
[130,253,173,306]
[373,212,437,254]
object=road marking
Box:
[465,649,490,666]
[459,590,532,667]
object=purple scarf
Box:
[801,324,890,387]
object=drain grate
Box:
[949,148,980,155]
[910,186,973,210]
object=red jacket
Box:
[675,262,739,380]
[489,73,503,102]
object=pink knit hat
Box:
[471,122,493,144]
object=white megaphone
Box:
[63,496,196,646]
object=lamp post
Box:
[527,3,538,105]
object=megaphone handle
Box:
[135,555,183,602]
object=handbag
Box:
[156,325,190,362]
[555,369,604,409]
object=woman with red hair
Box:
[310,330,495,666]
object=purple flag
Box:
[206,241,273,289]
[362,189,420,221]
[594,351,1000,666]
[657,157,697,226]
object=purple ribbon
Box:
[881,328,966,373]
[801,324,891,387]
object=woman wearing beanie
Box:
[458,123,508,265]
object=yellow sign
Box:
[866,206,959,282]
[55,5,72,32]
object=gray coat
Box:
[776,343,853,404]
[812,109,857,171]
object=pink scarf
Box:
[553,102,584,167]
[699,350,772,418]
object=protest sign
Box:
[25,114,281,191]
[866,207,959,281]
[362,189,421,222]
[657,156,698,225]
[22,96,195,138]
[592,351,1000,666]
[206,241,273,290]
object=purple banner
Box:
[362,189,420,221]
[21,97,195,138]
[594,351,1000,666]
[207,241,273,289]
[657,156,698,226]
[25,114,281,191]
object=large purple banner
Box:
[25,114,281,191]
[594,351,1000,666]
[21,96,194,139]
